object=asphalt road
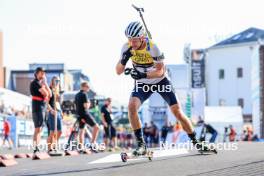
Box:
[1,142,264,176]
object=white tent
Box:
[0,88,31,112]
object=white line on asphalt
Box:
[89,148,189,164]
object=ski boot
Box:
[132,141,147,156]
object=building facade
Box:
[7,63,92,96]
[205,27,264,138]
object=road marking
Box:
[89,148,188,164]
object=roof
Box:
[212,27,264,48]
[69,70,90,82]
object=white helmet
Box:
[125,21,144,38]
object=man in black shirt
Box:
[75,82,99,151]
[101,98,117,150]
[30,67,52,154]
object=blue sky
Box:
[0,0,264,104]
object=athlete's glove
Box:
[130,69,147,80]
[120,47,133,66]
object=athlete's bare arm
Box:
[146,62,165,79]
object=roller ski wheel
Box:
[121,152,128,162]
[146,150,154,161]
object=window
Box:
[232,34,241,40]
[246,32,254,39]
[238,98,244,108]
[219,69,225,79]
[219,99,226,106]
[237,68,243,78]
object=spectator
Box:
[0,100,4,113]
[30,67,52,155]
[229,125,237,142]
[125,128,133,149]
[46,76,63,154]
[241,130,247,141]
[244,127,253,141]
[1,117,13,149]
[75,82,99,152]
[89,100,101,124]
[149,121,159,147]
[252,134,260,141]
[223,126,228,142]
[172,121,183,143]
[143,123,151,146]
[116,126,125,148]
[161,121,172,143]
[101,98,117,151]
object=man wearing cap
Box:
[30,67,52,155]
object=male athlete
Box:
[116,21,210,155]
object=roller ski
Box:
[121,150,154,162]
[121,142,153,162]
[196,142,217,155]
